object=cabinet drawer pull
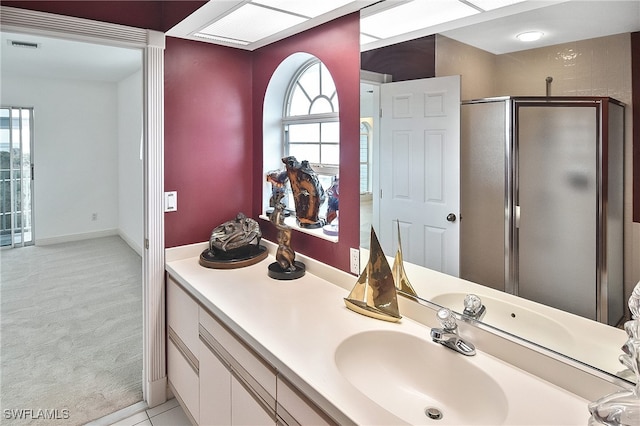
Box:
[168,326,199,374]
[199,324,276,411]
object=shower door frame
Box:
[508,97,624,325]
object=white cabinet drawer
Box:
[277,376,335,426]
[168,339,199,424]
[199,308,277,411]
[167,276,199,358]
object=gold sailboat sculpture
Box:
[392,221,419,299]
[344,227,401,322]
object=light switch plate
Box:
[164,191,177,212]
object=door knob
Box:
[446,213,457,222]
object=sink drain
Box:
[425,407,443,420]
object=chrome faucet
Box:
[463,294,486,321]
[430,308,476,356]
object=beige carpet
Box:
[1,236,143,425]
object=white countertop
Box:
[166,241,591,425]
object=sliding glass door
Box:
[0,107,34,247]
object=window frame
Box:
[282,58,340,176]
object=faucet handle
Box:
[464,294,482,312]
[463,294,486,320]
[436,308,457,331]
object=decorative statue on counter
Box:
[326,176,339,224]
[323,176,339,236]
[283,156,325,229]
[268,192,305,280]
[265,168,289,215]
[199,213,267,269]
[344,226,401,322]
[588,281,640,425]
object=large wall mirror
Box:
[359,0,639,385]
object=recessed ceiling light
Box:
[193,33,250,46]
[516,31,543,42]
[197,3,307,44]
[465,0,526,12]
[361,0,480,40]
[251,0,354,19]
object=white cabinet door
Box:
[167,277,200,424]
[199,340,231,426]
[276,376,334,426]
[167,339,199,424]
[232,375,275,425]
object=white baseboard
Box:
[36,229,118,246]
[119,230,143,257]
[145,376,167,409]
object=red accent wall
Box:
[1,1,205,32]
[361,35,436,81]
[164,37,253,247]
[252,13,361,272]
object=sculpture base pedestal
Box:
[268,261,305,280]
[199,245,268,269]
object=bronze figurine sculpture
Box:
[268,192,305,280]
[283,156,325,229]
[199,213,267,269]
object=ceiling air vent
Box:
[9,40,40,49]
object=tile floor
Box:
[110,399,190,426]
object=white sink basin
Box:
[334,330,508,425]
[334,329,590,425]
[430,292,574,349]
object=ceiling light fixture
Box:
[516,31,543,42]
[361,0,480,40]
[193,33,250,46]
[196,3,307,45]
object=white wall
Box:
[118,70,143,254]
[1,72,143,250]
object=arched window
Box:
[262,54,340,242]
[283,59,339,171]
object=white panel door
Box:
[379,76,460,276]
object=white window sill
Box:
[258,214,338,243]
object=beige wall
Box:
[436,33,638,311]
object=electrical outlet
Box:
[350,248,360,275]
[91,213,98,221]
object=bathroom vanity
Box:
[165,241,623,425]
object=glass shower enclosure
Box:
[460,97,624,326]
